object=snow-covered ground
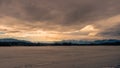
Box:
[0,46,120,68]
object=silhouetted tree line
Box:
[0,38,120,46]
[0,42,51,46]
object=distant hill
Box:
[53,39,120,45]
[0,38,120,46]
[0,38,34,46]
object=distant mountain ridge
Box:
[0,38,34,46]
[0,38,120,46]
[54,39,120,45]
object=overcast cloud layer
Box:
[0,0,120,41]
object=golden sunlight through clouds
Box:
[80,25,99,36]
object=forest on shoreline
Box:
[0,38,120,46]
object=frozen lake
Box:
[0,46,120,68]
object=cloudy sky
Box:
[0,0,120,42]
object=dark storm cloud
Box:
[0,0,120,24]
[0,0,120,40]
[98,24,120,38]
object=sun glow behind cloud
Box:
[80,25,99,36]
[0,15,120,42]
[0,0,120,42]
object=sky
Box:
[0,0,120,42]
